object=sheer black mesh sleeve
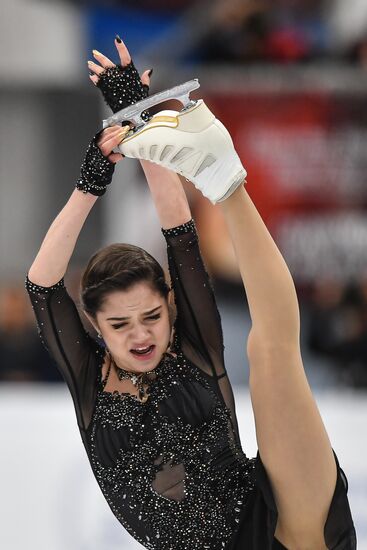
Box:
[25,276,105,431]
[162,219,226,378]
[162,220,241,442]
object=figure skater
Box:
[26,36,356,549]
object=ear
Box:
[168,302,176,328]
[83,311,100,334]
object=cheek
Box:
[102,328,126,350]
[154,318,171,342]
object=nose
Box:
[130,322,151,343]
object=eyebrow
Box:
[106,305,162,321]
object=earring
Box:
[97,332,102,339]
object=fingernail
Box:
[115,34,122,43]
[93,49,102,56]
[87,60,93,65]
[148,68,153,77]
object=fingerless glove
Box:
[97,61,149,118]
[97,61,150,121]
[76,130,115,196]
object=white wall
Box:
[0,0,84,86]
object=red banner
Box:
[194,91,367,284]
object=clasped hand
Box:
[89,35,152,164]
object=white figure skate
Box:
[102,80,247,203]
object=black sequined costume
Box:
[26,220,356,549]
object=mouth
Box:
[130,345,156,360]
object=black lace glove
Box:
[96,61,150,120]
[75,129,115,197]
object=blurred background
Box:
[0,0,367,548]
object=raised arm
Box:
[26,127,125,431]
[140,161,243,440]
[28,127,125,286]
[28,189,97,286]
[140,161,191,229]
[140,161,226,379]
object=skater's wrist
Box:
[75,179,108,196]
[76,130,116,197]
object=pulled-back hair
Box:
[80,243,170,318]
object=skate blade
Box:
[102,79,200,129]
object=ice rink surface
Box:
[0,384,365,550]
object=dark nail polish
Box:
[115,34,122,43]
[148,68,153,77]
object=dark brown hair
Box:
[80,243,170,318]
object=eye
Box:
[146,314,161,321]
[111,313,161,330]
[111,322,127,330]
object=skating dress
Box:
[26,219,356,549]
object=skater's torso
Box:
[87,348,255,549]
[26,219,257,550]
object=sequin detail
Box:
[161,221,198,354]
[25,275,65,294]
[161,219,196,238]
[88,352,256,549]
[76,130,115,196]
[161,218,216,357]
[96,62,150,117]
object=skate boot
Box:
[102,80,247,203]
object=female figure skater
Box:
[26,37,356,549]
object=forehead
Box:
[99,282,164,314]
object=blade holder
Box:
[102,79,200,129]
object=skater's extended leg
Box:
[221,185,336,549]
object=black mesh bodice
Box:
[26,219,256,549]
